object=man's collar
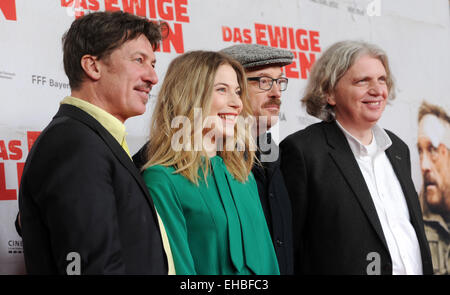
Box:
[335,120,392,157]
[61,96,127,147]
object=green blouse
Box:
[142,156,280,275]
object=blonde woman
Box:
[139,51,279,275]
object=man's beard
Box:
[424,185,450,220]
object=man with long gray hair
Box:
[280,40,432,275]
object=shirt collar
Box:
[335,120,392,158]
[61,96,127,146]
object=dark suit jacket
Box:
[18,104,168,274]
[132,141,150,172]
[280,121,433,275]
[252,133,294,275]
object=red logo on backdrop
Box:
[222,23,321,80]
[0,0,17,21]
[0,131,40,201]
[60,0,190,54]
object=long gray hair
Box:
[302,40,396,121]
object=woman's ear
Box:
[80,55,101,81]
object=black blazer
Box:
[252,133,294,275]
[18,104,167,274]
[132,142,149,172]
[280,121,433,275]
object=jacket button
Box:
[269,193,275,199]
[276,239,284,247]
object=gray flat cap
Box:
[221,44,294,69]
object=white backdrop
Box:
[1,0,449,274]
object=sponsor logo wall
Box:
[0,0,449,274]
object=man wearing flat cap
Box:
[221,44,294,275]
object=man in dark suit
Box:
[18,11,169,274]
[280,40,433,275]
[221,44,295,274]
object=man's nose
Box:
[368,82,385,97]
[420,151,432,173]
[268,81,282,98]
[143,65,158,86]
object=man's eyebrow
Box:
[352,75,370,81]
[254,72,285,78]
[353,73,386,80]
[132,51,156,63]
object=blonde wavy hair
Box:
[302,40,396,121]
[142,50,255,184]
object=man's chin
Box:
[425,191,446,212]
[126,109,146,120]
[263,107,280,115]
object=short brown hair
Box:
[62,11,163,90]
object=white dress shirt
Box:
[336,121,423,275]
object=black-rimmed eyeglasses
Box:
[247,76,289,91]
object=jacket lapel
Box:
[323,121,389,251]
[54,104,159,224]
[384,146,421,225]
[385,135,433,273]
[384,143,429,248]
